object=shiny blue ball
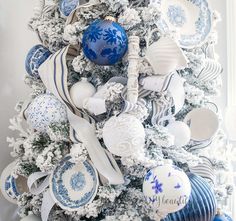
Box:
[82,19,128,65]
[59,0,79,17]
[25,45,51,78]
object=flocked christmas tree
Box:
[1,0,235,221]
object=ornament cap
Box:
[216,208,222,215]
[105,16,117,22]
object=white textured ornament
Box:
[143,162,191,215]
[102,114,145,157]
[166,121,191,147]
[83,97,106,115]
[145,37,188,75]
[25,94,68,133]
[20,213,41,221]
[70,78,96,109]
[0,162,29,204]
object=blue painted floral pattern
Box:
[59,0,79,16]
[70,172,86,191]
[167,5,186,27]
[151,176,163,194]
[25,45,51,78]
[82,19,128,65]
[51,156,98,210]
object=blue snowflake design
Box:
[174,183,181,189]
[70,172,86,191]
[82,19,128,65]
[145,170,152,181]
[167,5,186,27]
[151,176,163,194]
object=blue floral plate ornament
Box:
[158,0,212,48]
[82,16,128,65]
[0,162,29,204]
[50,155,99,211]
[59,0,80,17]
[25,45,51,78]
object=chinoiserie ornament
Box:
[102,113,145,157]
[213,209,234,221]
[145,37,188,75]
[59,0,79,17]
[163,173,217,221]
[25,94,68,133]
[166,121,191,147]
[82,16,128,65]
[143,160,191,215]
[20,212,41,221]
[0,161,29,204]
[69,78,96,109]
[25,45,51,78]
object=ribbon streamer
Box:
[38,45,124,185]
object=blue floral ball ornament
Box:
[82,17,128,65]
[25,94,68,133]
[25,45,51,78]
[59,0,79,17]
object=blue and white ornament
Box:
[213,211,234,221]
[25,94,68,133]
[59,0,79,17]
[82,17,128,65]
[0,162,29,204]
[163,173,217,221]
[25,45,51,78]
[143,161,191,215]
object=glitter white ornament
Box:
[25,94,68,133]
[143,161,191,216]
[102,114,145,157]
[70,78,96,109]
[166,121,191,147]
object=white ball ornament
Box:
[20,212,41,221]
[143,161,191,215]
[70,78,96,109]
[25,94,67,133]
[166,121,191,147]
[102,114,145,157]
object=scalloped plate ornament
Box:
[50,155,99,211]
[159,0,212,48]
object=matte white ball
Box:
[20,213,41,221]
[25,94,67,133]
[70,78,96,109]
[167,121,191,147]
[143,163,191,214]
[102,114,145,157]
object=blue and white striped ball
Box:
[25,94,68,133]
[163,173,217,221]
[25,45,51,78]
[82,19,128,65]
[59,0,79,17]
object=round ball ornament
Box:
[102,114,145,157]
[59,0,79,17]
[213,211,233,221]
[20,212,41,221]
[82,17,128,65]
[143,161,191,215]
[25,45,51,78]
[166,121,191,147]
[25,94,68,133]
[163,173,217,221]
[70,78,96,109]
